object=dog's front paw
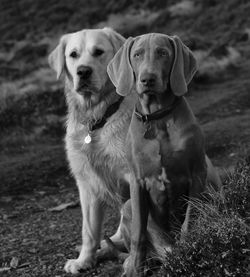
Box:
[122,256,142,277]
[64,257,96,274]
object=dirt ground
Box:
[1,1,250,276]
[1,58,249,276]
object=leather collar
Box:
[88,97,124,132]
[134,96,181,123]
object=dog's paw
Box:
[100,238,109,250]
[64,257,96,274]
[122,256,137,277]
[122,255,146,277]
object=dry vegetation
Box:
[161,161,250,277]
[0,0,250,276]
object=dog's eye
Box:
[134,52,141,58]
[93,48,104,57]
[70,51,78,58]
[158,49,168,57]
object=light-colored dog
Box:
[107,33,222,276]
[48,27,135,274]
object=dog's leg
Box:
[100,176,131,255]
[182,156,222,237]
[205,155,222,189]
[97,200,132,262]
[181,201,191,238]
[97,210,128,262]
[122,177,149,277]
[181,171,206,238]
[100,210,126,251]
[181,156,222,236]
[109,217,124,248]
[64,180,105,274]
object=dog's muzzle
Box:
[77,65,93,80]
[140,72,157,88]
[75,65,96,96]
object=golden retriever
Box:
[48,27,134,274]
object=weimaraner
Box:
[107,33,222,276]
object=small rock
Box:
[28,248,38,254]
[3,214,8,220]
[56,253,65,257]
[37,191,46,196]
[10,256,19,268]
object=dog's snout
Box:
[77,65,93,79]
[140,73,156,87]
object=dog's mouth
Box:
[139,90,167,114]
[76,83,96,97]
[140,87,164,96]
[142,90,156,95]
[139,93,157,107]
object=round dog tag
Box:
[84,134,92,144]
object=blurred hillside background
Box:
[0,0,250,276]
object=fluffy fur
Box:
[49,27,134,274]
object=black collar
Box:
[134,96,181,123]
[88,97,124,132]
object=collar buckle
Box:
[135,110,149,123]
[142,114,149,123]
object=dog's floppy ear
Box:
[107,37,135,96]
[48,35,68,80]
[103,27,126,52]
[169,36,197,96]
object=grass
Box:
[160,161,250,277]
[0,82,20,113]
[0,87,66,132]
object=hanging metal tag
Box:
[84,133,92,144]
[143,123,155,139]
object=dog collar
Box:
[134,96,181,123]
[84,97,124,144]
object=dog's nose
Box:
[140,73,156,87]
[77,66,93,79]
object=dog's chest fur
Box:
[128,113,186,178]
[128,98,202,180]
[66,100,133,199]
